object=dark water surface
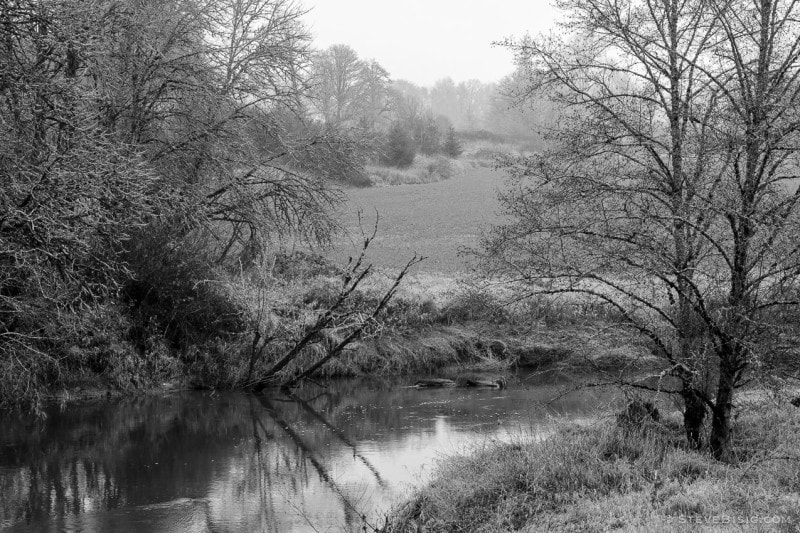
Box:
[0,371,618,532]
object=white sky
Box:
[302,1,559,86]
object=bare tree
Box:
[431,77,460,127]
[311,44,372,126]
[485,0,800,459]
[456,79,488,130]
[700,0,800,456]
[358,59,393,130]
[248,222,424,391]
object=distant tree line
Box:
[307,44,557,169]
[307,44,469,169]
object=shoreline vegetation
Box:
[30,254,660,406]
[383,402,800,532]
[5,139,799,531]
[6,2,800,531]
[0,139,544,411]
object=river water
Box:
[0,371,618,532]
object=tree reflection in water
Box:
[0,372,611,532]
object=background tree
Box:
[380,122,417,168]
[455,79,488,130]
[485,71,554,149]
[430,77,460,126]
[443,126,463,158]
[484,0,800,459]
[311,44,365,126]
[357,59,392,131]
[310,44,391,131]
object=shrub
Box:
[416,117,441,155]
[443,126,463,158]
[123,228,247,351]
[338,167,373,187]
[367,155,463,186]
[439,288,509,324]
[380,123,417,168]
[421,155,456,181]
[270,251,343,280]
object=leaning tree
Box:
[486,0,800,459]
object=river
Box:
[0,371,618,532]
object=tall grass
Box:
[221,269,516,384]
[460,138,535,167]
[385,404,800,532]
[367,155,464,186]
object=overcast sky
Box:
[302,1,559,86]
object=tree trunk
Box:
[682,386,706,449]
[710,356,737,460]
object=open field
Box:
[330,165,506,273]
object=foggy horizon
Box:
[302,0,559,86]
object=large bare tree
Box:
[485,0,800,459]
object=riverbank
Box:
[0,162,657,410]
[384,402,800,532]
[39,276,657,407]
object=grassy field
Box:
[331,165,506,273]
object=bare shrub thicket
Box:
[0,0,372,407]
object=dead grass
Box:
[172,259,662,392]
[367,155,465,186]
[200,267,525,385]
[385,404,800,532]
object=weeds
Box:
[0,244,658,410]
[367,155,464,186]
[384,405,800,532]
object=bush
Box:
[337,167,373,187]
[367,155,463,186]
[380,123,417,168]
[416,117,441,156]
[270,251,343,280]
[457,129,512,144]
[439,288,509,324]
[421,155,457,181]
[443,126,463,158]
[123,228,247,351]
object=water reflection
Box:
[0,371,616,532]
